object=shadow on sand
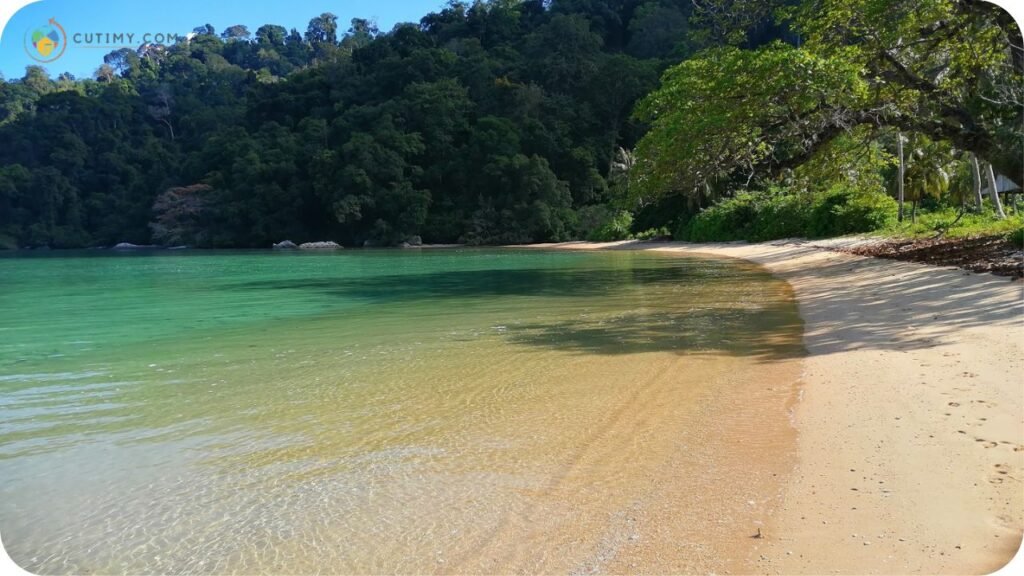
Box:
[607,240,1023,357]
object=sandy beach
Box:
[530,239,1024,574]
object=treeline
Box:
[0,0,791,249]
[4,0,1017,250]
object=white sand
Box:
[533,240,1024,574]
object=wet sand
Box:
[532,240,1024,574]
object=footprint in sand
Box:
[989,464,1014,485]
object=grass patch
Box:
[878,206,1024,241]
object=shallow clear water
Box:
[0,248,803,574]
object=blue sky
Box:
[0,0,445,79]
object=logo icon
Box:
[24,18,67,63]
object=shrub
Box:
[675,185,896,242]
[635,226,671,240]
[749,190,813,240]
[1009,225,1024,248]
[588,210,634,241]
[808,185,897,237]
[574,205,615,240]
[677,193,758,242]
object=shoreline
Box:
[528,239,1024,574]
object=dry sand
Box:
[530,239,1024,574]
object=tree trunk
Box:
[897,133,905,222]
[912,199,918,223]
[984,162,1007,219]
[970,155,984,212]
[161,119,175,141]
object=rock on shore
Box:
[298,241,342,250]
[112,242,158,249]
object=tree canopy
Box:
[631,0,1023,207]
[0,0,1018,250]
[0,0,713,248]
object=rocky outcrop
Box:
[406,235,423,246]
[112,242,157,249]
[272,240,299,250]
[299,241,342,250]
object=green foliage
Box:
[632,42,868,203]
[807,185,898,237]
[20,0,1009,249]
[676,186,896,242]
[631,0,1023,209]
[573,205,615,241]
[895,135,954,203]
[150,184,215,246]
[1009,225,1024,248]
[634,227,670,240]
[790,128,893,195]
[751,191,814,240]
[588,210,634,241]
[676,193,758,242]
[879,207,1024,240]
[0,0,715,248]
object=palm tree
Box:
[901,135,953,223]
[608,146,636,202]
[945,152,980,212]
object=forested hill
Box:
[0,1,785,249]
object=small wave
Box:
[0,371,106,383]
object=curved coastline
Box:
[527,239,1024,574]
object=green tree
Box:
[255,25,287,46]
[900,135,953,222]
[305,13,339,45]
[632,0,1023,204]
[150,184,215,245]
[222,25,251,41]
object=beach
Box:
[532,240,1024,574]
[0,243,1019,574]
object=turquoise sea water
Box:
[0,248,803,574]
